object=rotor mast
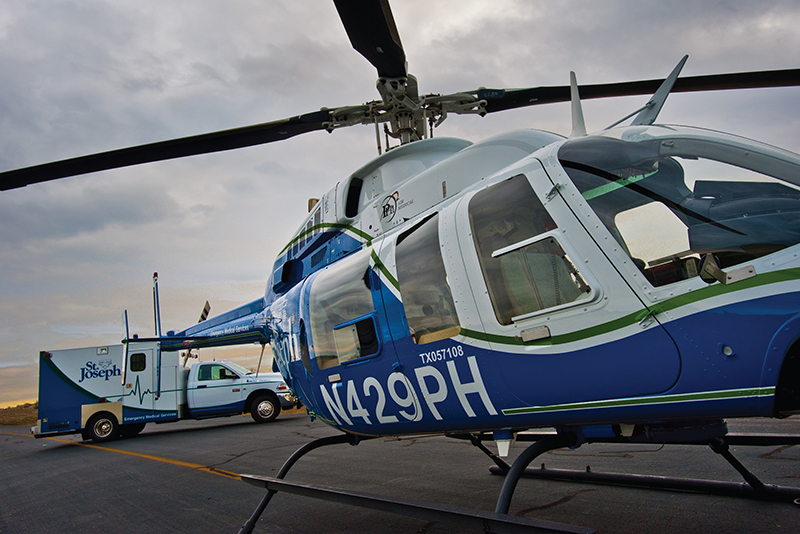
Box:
[330,0,487,149]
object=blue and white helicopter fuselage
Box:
[175,123,800,441]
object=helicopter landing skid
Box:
[465,432,800,504]
[237,432,595,534]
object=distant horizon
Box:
[0,397,37,409]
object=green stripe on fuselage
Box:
[370,250,400,292]
[502,386,776,415]
[460,268,800,347]
[280,223,373,255]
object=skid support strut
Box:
[238,433,358,534]
[467,433,513,473]
[477,433,800,503]
[494,433,579,515]
[239,431,594,533]
[708,437,766,492]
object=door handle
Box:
[197,385,207,388]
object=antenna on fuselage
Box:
[569,71,587,138]
[632,55,688,125]
[605,55,689,129]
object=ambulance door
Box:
[190,362,244,411]
[122,347,155,419]
[152,352,179,421]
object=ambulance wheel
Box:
[251,395,280,423]
[120,423,146,437]
[86,413,120,442]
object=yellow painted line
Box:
[1,431,241,480]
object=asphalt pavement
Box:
[1,413,799,533]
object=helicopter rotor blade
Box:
[479,68,800,114]
[333,0,407,79]
[0,109,332,191]
[3,61,798,192]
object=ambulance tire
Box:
[120,423,146,438]
[251,394,280,423]
[85,413,120,442]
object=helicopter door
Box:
[555,138,800,398]
[373,213,462,345]
[371,213,482,425]
[455,163,681,408]
[304,247,413,430]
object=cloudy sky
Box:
[1,0,799,406]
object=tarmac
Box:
[1,412,799,533]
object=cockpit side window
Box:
[469,174,591,325]
[308,249,379,369]
[395,214,461,344]
[559,136,800,287]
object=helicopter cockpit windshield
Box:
[558,127,800,287]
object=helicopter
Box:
[3,0,800,532]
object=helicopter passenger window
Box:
[333,316,379,363]
[308,249,379,369]
[469,174,592,325]
[558,136,800,287]
[395,213,461,344]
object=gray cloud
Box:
[0,182,182,242]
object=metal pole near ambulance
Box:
[152,272,162,400]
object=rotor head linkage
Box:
[324,77,487,150]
